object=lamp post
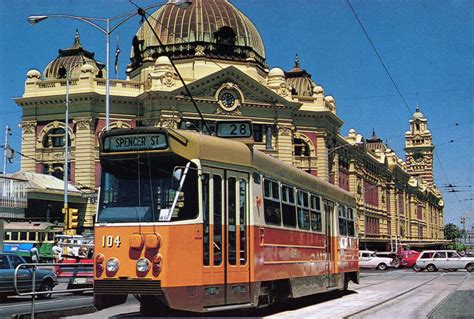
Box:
[64,67,70,231]
[28,0,193,131]
[328,139,364,155]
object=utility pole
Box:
[460,215,467,243]
[3,125,11,176]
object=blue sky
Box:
[0,0,472,228]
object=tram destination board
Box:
[216,120,253,138]
[103,133,168,152]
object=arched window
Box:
[43,128,70,148]
[294,138,310,157]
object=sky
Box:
[0,0,472,228]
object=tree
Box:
[444,223,463,241]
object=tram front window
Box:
[98,156,199,223]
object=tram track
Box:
[425,272,471,319]
[354,271,413,290]
[343,272,447,319]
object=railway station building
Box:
[14,0,444,248]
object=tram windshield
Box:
[97,155,199,223]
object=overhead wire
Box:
[434,150,466,209]
[345,0,473,208]
[345,0,412,115]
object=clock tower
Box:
[405,106,435,185]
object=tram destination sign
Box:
[216,120,253,138]
[103,133,168,152]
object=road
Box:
[0,279,93,319]
[2,269,472,318]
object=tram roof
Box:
[100,127,355,205]
[3,221,57,231]
[177,129,355,204]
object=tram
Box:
[94,123,359,313]
[2,221,63,261]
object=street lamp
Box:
[28,0,193,131]
[328,137,364,154]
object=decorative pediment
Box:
[168,66,301,110]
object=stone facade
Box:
[15,1,444,247]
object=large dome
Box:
[128,0,266,71]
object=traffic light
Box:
[68,208,79,229]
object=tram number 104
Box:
[101,235,122,248]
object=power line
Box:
[337,88,470,102]
[346,0,412,115]
[379,120,472,142]
[434,150,466,209]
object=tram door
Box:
[224,171,251,304]
[202,168,250,307]
[324,200,337,287]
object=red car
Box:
[55,257,93,291]
[399,249,420,268]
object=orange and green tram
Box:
[94,126,359,313]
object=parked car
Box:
[56,256,93,292]
[0,253,58,300]
[399,249,421,268]
[359,250,393,270]
[415,250,474,272]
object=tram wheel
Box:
[139,295,166,316]
[94,293,127,310]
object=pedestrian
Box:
[30,243,40,263]
[52,240,62,262]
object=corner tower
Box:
[405,106,435,185]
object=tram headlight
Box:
[106,258,119,272]
[137,258,150,273]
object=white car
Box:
[415,250,474,272]
[359,250,392,270]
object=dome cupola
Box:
[285,55,317,97]
[128,0,266,73]
[43,30,105,80]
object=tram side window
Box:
[347,208,355,236]
[297,190,310,230]
[11,232,18,241]
[202,174,210,266]
[28,232,37,242]
[4,232,11,241]
[338,206,348,236]
[20,232,27,241]
[338,206,355,236]
[281,185,296,227]
[310,195,322,232]
[263,179,281,225]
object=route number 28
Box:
[101,235,121,248]
[230,124,248,136]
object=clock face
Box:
[218,90,240,112]
[220,92,235,109]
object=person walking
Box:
[30,243,40,263]
[52,241,62,262]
